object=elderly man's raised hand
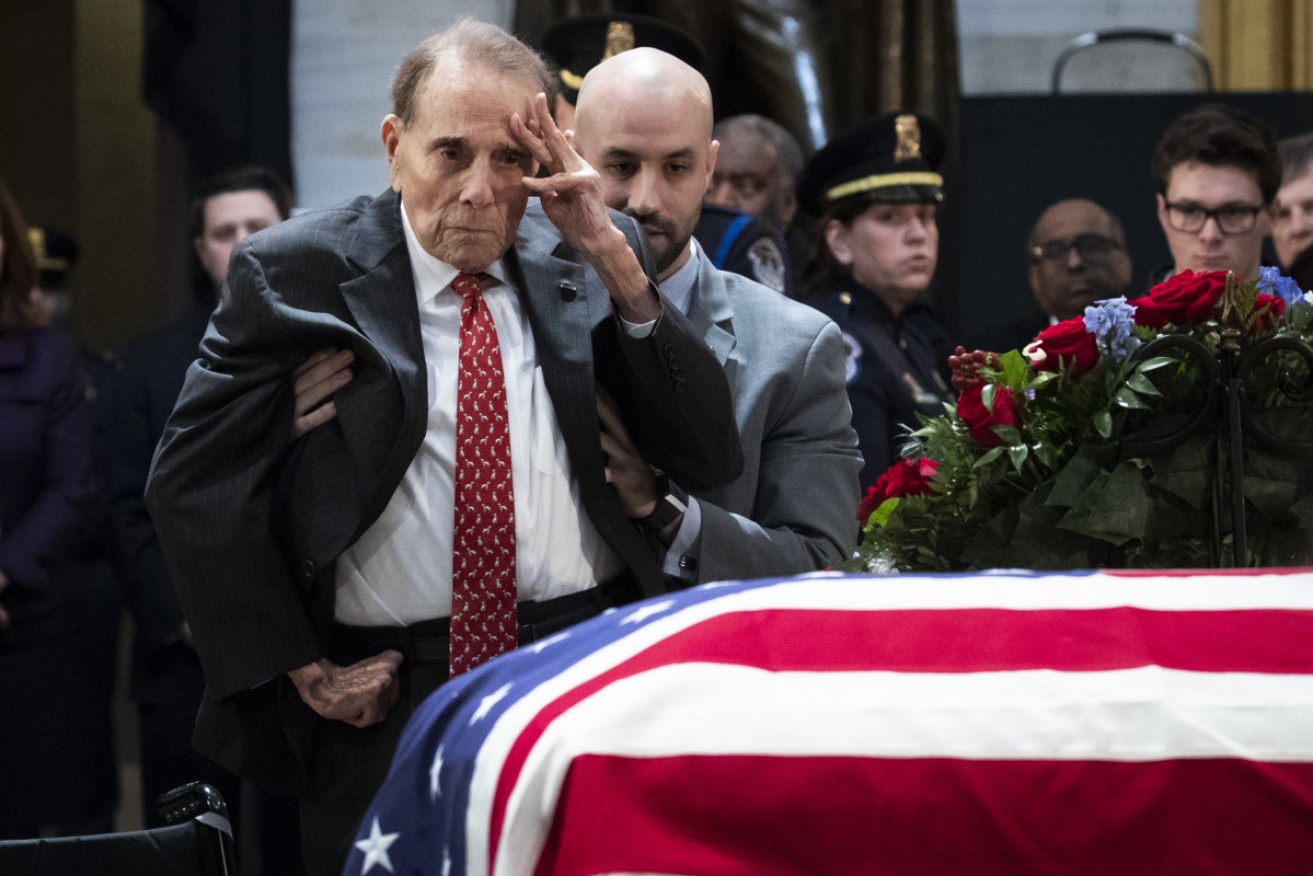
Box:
[512,93,660,323]
[513,94,615,253]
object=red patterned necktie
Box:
[449,272,517,677]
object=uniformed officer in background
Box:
[540,11,791,295]
[26,227,125,836]
[797,112,955,489]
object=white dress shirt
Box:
[334,206,624,625]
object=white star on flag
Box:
[621,599,675,624]
[355,817,400,874]
[470,682,512,724]
[429,744,445,800]
[531,630,570,653]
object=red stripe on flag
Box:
[489,607,1313,867]
[630,608,1313,675]
[534,755,1313,876]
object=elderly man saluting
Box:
[145,18,740,875]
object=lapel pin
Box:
[558,281,578,302]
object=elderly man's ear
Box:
[381,115,405,190]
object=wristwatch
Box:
[637,471,688,533]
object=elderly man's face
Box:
[383,63,537,273]
[1028,201,1132,321]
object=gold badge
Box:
[603,21,636,60]
[894,114,921,163]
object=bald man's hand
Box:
[513,93,660,323]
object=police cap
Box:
[28,227,78,290]
[541,12,704,107]
[796,111,945,217]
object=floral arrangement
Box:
[851,268,1313,573]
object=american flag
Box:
[345,569,1313,875]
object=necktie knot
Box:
[452,272,484,300]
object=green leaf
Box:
[1008,443,1029,471]
[870,496,901,527]
[972,446,1005,469]
[1148,439,1212,510]
[1126,372,1164,397]
[981,383,997,412]
[1244,454,1300,516]
[1060,460,1152,546]
[1135,356,1179,373]
[993,425,1023,446]
[1046,445,1108,508]
[1093,410,1113,438]
[998,349,1031,389]
[1115,387,1150,410]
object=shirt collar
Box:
[400,200,512,305]
[657,239,700,316]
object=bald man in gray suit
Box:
[567,47,861,583]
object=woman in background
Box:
[0,177,95,837]
[797,112,955,490]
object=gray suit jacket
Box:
[143,190,741,794]
[682,257,862,584]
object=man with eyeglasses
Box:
[1028,198,1133,323]
[965,199,1133,354]
[1151,103,1280,284]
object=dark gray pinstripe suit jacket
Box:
[144,190,741,795]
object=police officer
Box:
[540,11,790,294]
[542,12,704,135]
[25,227,124,835]
[797,112,954,489]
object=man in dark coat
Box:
[144,20,739,874]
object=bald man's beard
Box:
[625,209,696,276]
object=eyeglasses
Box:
[1163,201,1264,234]
[1031,233,1124,263]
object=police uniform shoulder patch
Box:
[840,331,862,384]
[747,236,786,293]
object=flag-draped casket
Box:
[346,569,1313,875]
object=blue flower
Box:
[1257,266,1305,308]
[1084,297,1141,358]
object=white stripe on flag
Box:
[490,665,1313,875]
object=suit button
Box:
[302,560,317,578]
[558,281,577,302]
[673,376,686,391]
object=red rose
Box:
[957,382,1019,446]
[863,457,939,515]
[856,485,882,522]
[1030,316,1099,375]
[1252,293,1285,334]
[1133,269,1227,328]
